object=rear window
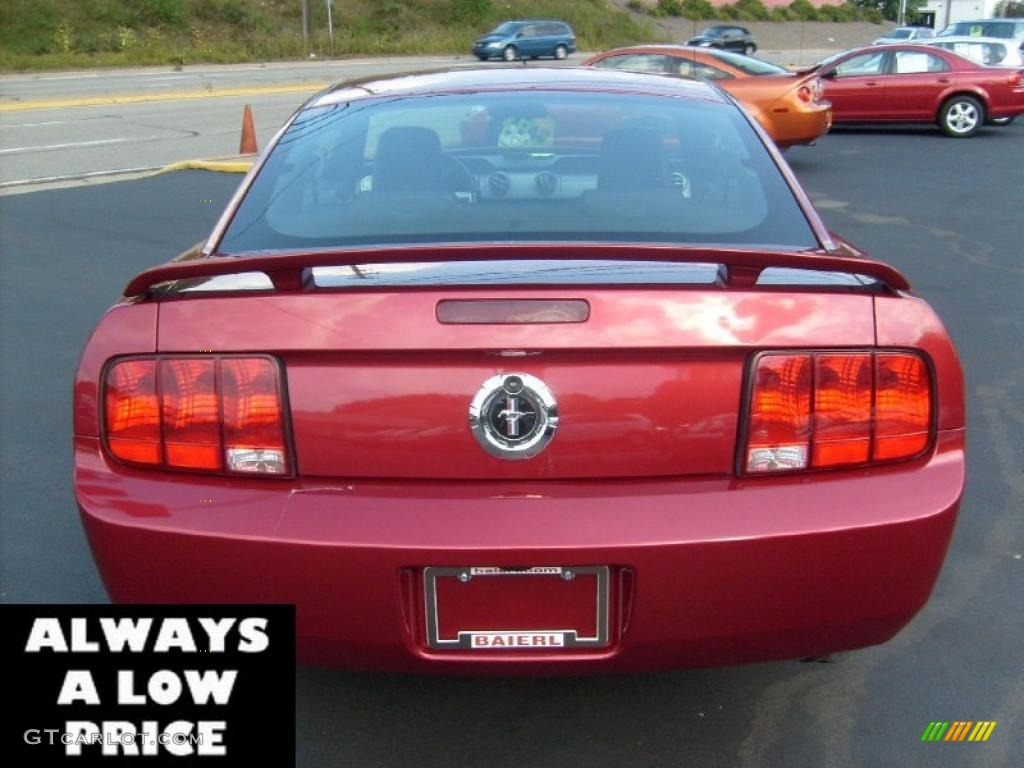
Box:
[933,40,1007,64]
[219,91,816,253]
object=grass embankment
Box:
[0,0,659,71]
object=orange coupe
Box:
[584,45,832,148]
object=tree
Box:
[849,0,927,22]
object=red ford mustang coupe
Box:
[74,68,965,673]
[814,43,1024,136]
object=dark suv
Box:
[686,25,757,56]
[473,20,576,62]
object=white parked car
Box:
[923,36,1024,67]
[872,26,935,45]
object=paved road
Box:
[0,56,575,189]
[2,123,1022,767]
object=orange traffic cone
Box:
[239,104,257,154]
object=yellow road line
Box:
[0,82,329,113]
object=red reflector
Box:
[161,358,221,469]
[746,354,811,472]
[105,359,161,465]
[813,353,871,467]
[874,352,931,461]
[797,85,813,103]
[744,350,932,474]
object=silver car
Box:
[872,26,935,45]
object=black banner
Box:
[1,604,295,766]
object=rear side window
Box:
[893,51,949,74]
[945,41,1007,64]
[593,54,668,73]
[671,57,733,80]
[704,49,787,76]
[219,91,817,253]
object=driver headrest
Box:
[374,126,444,193]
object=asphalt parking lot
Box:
[1,121,1022,767]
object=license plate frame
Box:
[423,565,610,650]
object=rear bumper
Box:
[988,95,1024,119]
[771,103,832,148]
[75,431,964,674]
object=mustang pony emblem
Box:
[469,373,558,460]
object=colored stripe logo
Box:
[921,721,997,742]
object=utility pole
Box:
[326,0,334,56]
[898,0,908,25]
[301,0,312,52]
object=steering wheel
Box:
[442,155,479,200]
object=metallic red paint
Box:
[820,44,1024,125]
[73,69,966,672]
[153,288,875,480]
[76,430,963,672]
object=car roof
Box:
[944,17,1023,23]
[926,35,1012,44]
[310,66,729,109]
[603,44,733,54]
[843,43,956,53]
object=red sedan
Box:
[814,44,1024,136]
[75,67,965,673]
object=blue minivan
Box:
[472,20,576,62]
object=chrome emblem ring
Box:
[469,373,558,460]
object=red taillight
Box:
[813,353,872,467]
[797,85,813,103]
[1009,69,1023,86]
[161,358,220,470]
[746,354,811,472]
[105,359,161,465]
[221,357,288,474]
[743,350,932,474]
[874,352,930,461]
[104,356,289,476]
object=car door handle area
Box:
[937,77,951,84]
[865,81,879,87]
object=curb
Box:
[156,157,255,174]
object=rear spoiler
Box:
[123,243,910,297]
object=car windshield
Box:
[704,48,787,75]
[939,21,1020,39]
[490,22,520,35]
[887,29,914,39]
[701,27,728,36]
[219,90,817,253]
